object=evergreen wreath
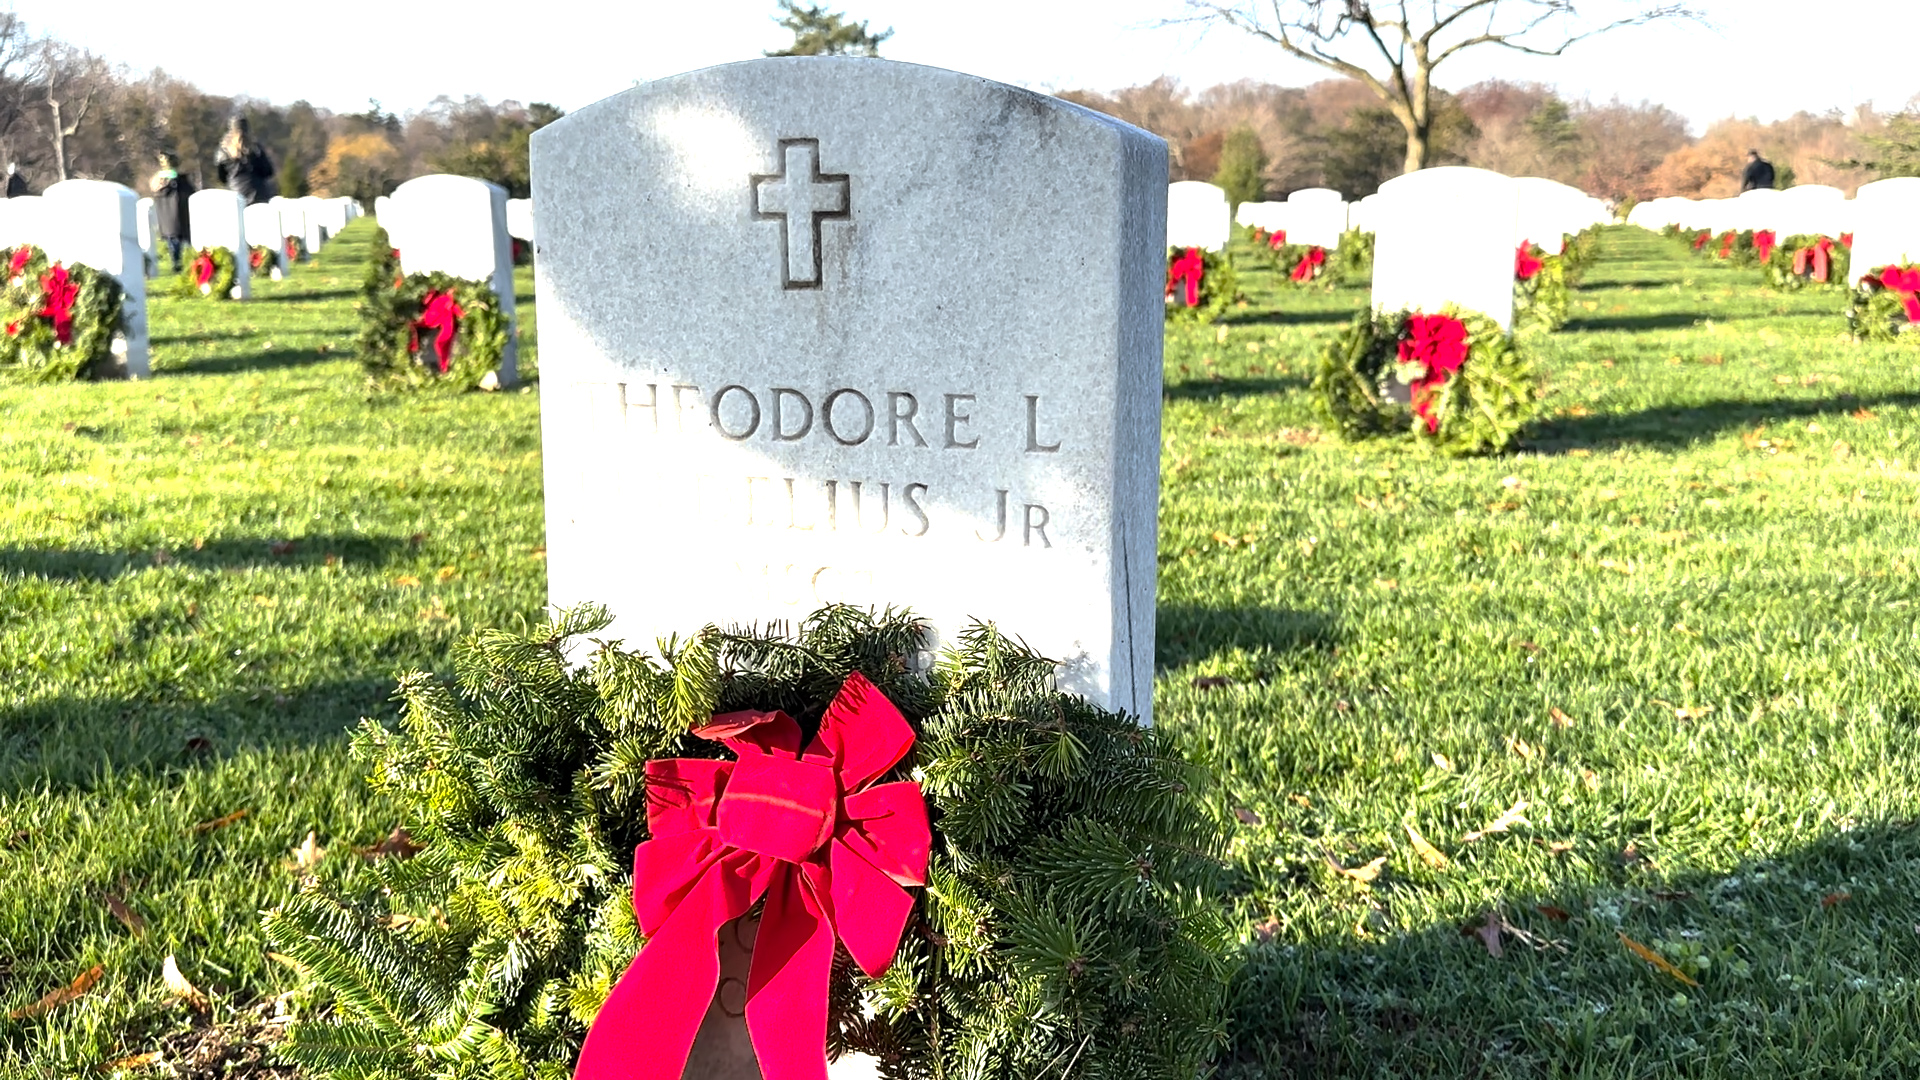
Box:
[357,227,509,392]
[172,245,239,300]
[1312,306,1537,456]
[285,235,309,263]
[1512,241,1570,334]
[1765,234,1851,290]
[1268,241,1336,288]
[0,245,125,383]
[1699,229,1759,266]
[261,604,1237,1080]
[1331,228,1374,284]
[249,245,283,280]
[1846,264,1920,344]
[1165,246,1237,323]
[1557,228,1599,285]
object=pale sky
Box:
[24,1,1920,132]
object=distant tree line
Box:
[0,13,560,202]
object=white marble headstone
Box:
[42,179,150,377]
[1167,180,1229,252]
[1773,185,1847,239]
[244,203,287,276]
[1735,188,1784,234]
[187,188,250,299]
[531,56,1166,722]
[506,198,535,242]
[1515,177,1592,250]
[136,196,157,275]
[0,195,50,251]
[297,195,328,252]
[1234,201,1287,233]
[1371,166,1518,329]
[389,173,518,383]
[1849,177,1920,286]
[1286,187,1347,248]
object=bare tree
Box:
[30,38,109,181]
[1180,1,1701,175]
[0,13,37,172]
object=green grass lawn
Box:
[4,221,1920,1077]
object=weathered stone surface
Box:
[532,57,1165,720]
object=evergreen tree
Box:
[765,0,893,57]
[264,605,1238,1079]
[1212,126,1268,211]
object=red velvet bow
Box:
[409,289,464,373]
[194,251,215,286]
[1269,229,1287,250]
[1792,239,1832,283]
[38,265,77,346]
[1514,241,1543,281]
[1396,313,1469,434]
[1840,233,1854,250]
[8,247,28,277]
[251,248,267,271]
[1753,230,1777,263]
[1693,231,1710,250]
[1290,246,1327,282]
[1717,231,1736,258]
[1881,266,1920,323]
[576,672,930,1080]
[285,237,299,260]
[1167,247,1205,308]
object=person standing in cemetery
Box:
[1741,149,1776,192]
[149,153,195,273]
[2,163,25,198]
[214,117,276,205]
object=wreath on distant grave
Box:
[1269,241,1335,288]
[284,235,308,264]
[1689,229,1713,253]
[1164,246,1237,323]
[1708,229,1760,266]
[1332,228,1374,283]
[0,244,125,382]
[172,246,239,300]
[1512,240,1570,334]
[1764,234,1851,290]
[358,267,509,391]
[1312,305,1537,456]
[1558,228,1599,284]
[248,245,283,281]
[1846,264,1920,344]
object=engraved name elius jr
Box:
[579,381,1067,547]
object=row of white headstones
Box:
[1167,169,1612,329]
[0,174,536,382]
[1628,179,1920,285]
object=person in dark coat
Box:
[1741,150,1776,192]
[3,163,26,198]
[149,153,196,273]
[214,117,276,205]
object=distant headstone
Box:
[187,188,251,299]
[1286,187,1346,247]
[506,198,535,242]
[531,56,1166,725]
[297,195,329,252]
[136,196,158,276]
[1773,185,1848,239]
[389,174,518,383]
[1849,177,1920,285]
[1515,177,1593,249]
[42,179,149,377]
[1735,188,1784,234]
[244,203,287,276]
[1167,180,1229,252]
[1371,166,1517,329]
[1234,200,1287,233]
[0,194,49,251]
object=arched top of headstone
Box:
[1377,165,1513,198]
[1778,185,1845,201]
[1857,176,1920,201]
[393,173,507,203]
[1287,187,1343,204]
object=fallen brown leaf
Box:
[392,575,421,587]
[9,963,104,1018]
[1251,916,1282,943]
[190,809,249,834]
[1190,675,1233,690]
[162,954,209,1011]
[1287,793,1312,808]
[1536,904,1572,922]
[1463,800,1532,843]
[1325,851,1387,885]
[1232,806,1263,826]
[1404,823,1449,869]
[1430,751,1454,772]
[1506,734,1537,760]
[288,830,324,870]
[1822,891,1852,909]
[1550,707,1575,729]
[1618,932,1699,986]
[103,891,145,938]
[104,1051,162,1069]
[1472,910,1506,957]
[360,826,424,860]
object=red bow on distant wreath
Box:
[250,249,267,271]
[409,289,464,373]
[1793,238,1832,283]
[8,247,29,277]
[1514,241,1543,281]
[1397,313,1469,434]
[1693,231,1711,251]
[1717,231,1736,258]
[575,672,930,1080]
[285,237,299,260]
[1269,229,1288,250]
[193,251,215,286]
[1753,230,1777,263]
[1290,246,1327,282]
[1167,247,1205,307]
[1879,266,1920,323]
[39,265,77,346]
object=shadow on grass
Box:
[1527,389,1920,452]
[1165,374,1313,402]
[1222,309,1359,328]
[0,675,400,796]
[1565,312,1708,332]
[246,286,359,303]
[0,534,409,581]
[1216,816,1920,1079]
[1156,603,1337,670]
[151,346,348,377]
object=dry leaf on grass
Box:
[1505,734,1538,760]
[1468,909,1506,957]
[9,963,104,1019]
[1251,916,1282,943]
[163,954,209,1011]
[1618,932,1699,986]
[103,891,146,938]
[1550,707,1575,728]
[104,1051,162,1069]
[1232,807,1263,826]
[287,831,324,870]
[360,826,424,860]
[1823,891,1852,909]
[1536,904,1572,922]
[190,809,249,834]
[1430,751,1454,771]
[1324,851,1387,885]
[1404,823,1449,869]
[1462,800,1532,843]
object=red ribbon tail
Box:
[744,866,837,1080]
[1812,246,1829,283]
[575,864,758,1080]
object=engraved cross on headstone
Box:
[752,138,849,290]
